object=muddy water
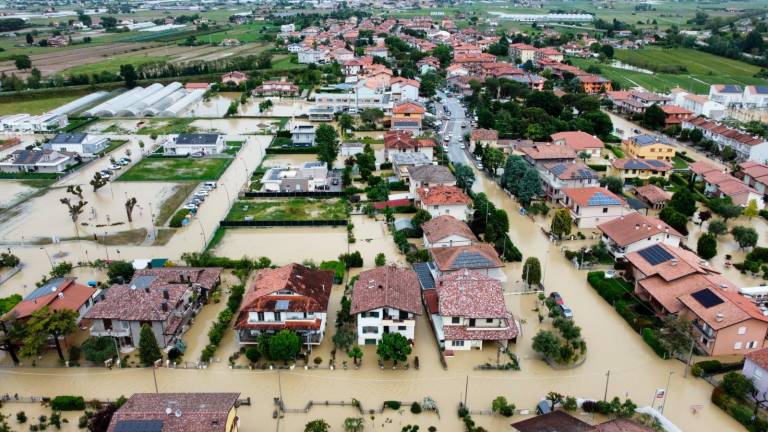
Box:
[261,153,322,168]
[0,180,37,209]
[184,93,238,118]
[214,227,348,265]
[190,118,278,135]
[240,97,312,117]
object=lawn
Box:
[203,23,274,44]
[61,54,171,76]
[223,141,244,155]
[137,118,198,135]
[117,157,233,182]
[271,55,305,71]
[672,155,689,169]
[0,91,94,116]
[102,139,129,155]
[225,198,348,221]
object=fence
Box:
[277,399,440,417]
[242,191,343,198]
[220,219,347,228]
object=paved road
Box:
[436,92,485,194]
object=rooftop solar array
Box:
[754,86,768,95]
[691,288,725,309]
[412,262,435,289]
[450,251,494,270]
[549,163,568,176]
[114,420,164,432]
[637,244,674,266]
[132,275,157,290]
[624,159,649,169]
[645,159,668,168]
[25,278,65,301]
[721,84,741,93]
[586,191,621,206]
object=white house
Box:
[743,85,768,109]
[709,84,744,107]
[291,124,316,146]
[298,47,327,64]
[280,23,295,33]
[351,266,422,345]
[46,133,109,158]
[163,133,225,156]
[683,117,768,164]
[390,78,420,102]
[670,88,725,120]
[561,187,632,229]
[407,164,456,197]
[744,348,768,397]
[539,161,600,204]
[598,212,683,260]
[421,215,478,248]
[0,149,73,173]
[416,185,472,222]
[260,162,329,192]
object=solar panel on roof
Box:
[691,288,725,309]
[549,164,567,176]
[413,262,436,290]
[450,251,494,270]
[24,278,65,301]
[587,191,621,206]
[645,160,667,168]
[721,84,741,93]
[637,244,674,266]
[754,86,768,94]
[114,420,164,432]
[132,275,157,289]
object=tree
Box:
[343,417,365,432]
[601,176,623,195]
[501,155,528,196]
[305,419,330,432]
[669,188,697,217]
[550,208,573,239]
[376,332,412,364]
[721,372,755,400]
[431,44,453,67]
[50,261,73,278]
[517,168,541,207]
[138,324,162,366]
[656,315,694,360]
[454,164,475,191]
[731,226,758,250]
[124,197,137,223]
[708,196,742,221]
[107,261,134,284]
[355,144,375,180]
[375,253,386,267]
[581,111,613,138]
[269,330,300,361]
[256,51,272,69]
[659,207,688,235]
[532,330,561,361]
[492,396,515,417]
[482,147,505,177]
[60,197,87,223]
[525,91,563,117]
[119,64,138,89]
[25,33,33,45]
[359,108,384,127]
[744,199,759,219]
[522,257,542,286]
[696,233,717,260]
[21,307,77,361]
[707,219,728,236]
[88,402,119,432]
[411,209,432,234]
[14,55,31,71]
[66,185,83,199]
[348,345,363,365]
[339,114,354,135]
[689,128,703,143]
[600,44,614,58]
[81,336,118,364]
[316,124,339,169]
[0,317,25,365]
[90,172,108,192]
[642,104,666,130]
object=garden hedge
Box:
[51,396,85,411]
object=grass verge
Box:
[155,183,198,226]
[225,198,348,221]
[118,157,233,182]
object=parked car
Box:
[108,164,122,170]
[183,203,198,210]
[549,292,564,305]
[203,182,217,189]
[559,305,574,319]
[474,155,482,161]
[195,190,209,197]
[460,144,466,149]
[604,270,616,279]
[476,162,483,169]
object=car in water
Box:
[548,292,564,305]
[559,305,574,319]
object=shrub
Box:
[457,404,469,418]
[410,402,422,414]
[581,400,599,413]
[587,271,630,303]
[68,345,81,363]
[563,396,577,411]
[245,347,260,363]
[384,401,401,410]
[642,328,668,358]
[16,411,27,423]
[51,396,85,411]
[730,403,753,427]
[313,356,323,365]
[169,209,191,228]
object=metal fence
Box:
[220,219,347,228]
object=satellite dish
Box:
[174,409,182,418]
[165,407,172,415]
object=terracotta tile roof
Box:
[393,100,426,114]
[107,393,239,432]
[627,243,716,283]
[717,179,757,197]
[423,289,439,314]
[512,411,596,432]
[661,104,692,115]
[391,77,420,88]
[551,131,604,151]
[703,170,732,186]
[418,185,471,206]
[520,144,577,161]
[238,264,333,316]
[384,131,420,150]
[407,165,455,184]
[351,266,422,315]
[85,268,222,322]
[562,187,624,207]
[746,348,768,371]
[578,74,610,84]
[471,128,498,141]
[596,418,655,432]
[638,273,733,314]
[5,278,96,320]
[634,184,672,205]
[679,287,768,330]
[436,270,508,318]
[598,213,682,247]
[430,243,502,272]
[422,215,477,244]
[741,163,768,180]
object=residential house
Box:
[469,129,498,153]
[260,162,329,192]
[660,105,693,127]
[392,152,432,180]
[739,161,768,197]
[253,80,300,96]
[407,164,456,197]
[422,215,477,248]
[509,43,537,63]
[391,100,426,132]
[46,133,109,158]
[298,47,327,64]
[512,411,596,432]
[683,117,768,164]
[235,263,333,348]
[221,71,248,86]
[0,149,73,173]
[416,185,472,222]
[743,85,768,109]
[106,393,240,432]
[576,75,612,94]
[744,348,768,396]
[622,134,675,162]
[520,144,577,168]
[390,78,420,102]
[85,267,223,349]
[384,131,435,162]
[3,278,98,324]
[696,163,765,209]
[608,158,672,182]
[539,161,599,203]
[598,212,682,260]
[342,59,364,76]
[634,184,672,209]
[429,243,505,282]
[163,134,225,156]
[669,88,725,120]
[534,47,564,63]
[351,266,422,345]
[561,187,630,229]
[429,270,517,350]
[709,84,744,107]
[551,131,604,160]
[291,124,316,146]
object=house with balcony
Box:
[708,84,744,107]
[0,149,73,174]
[384,131,435,162]
[291,124,316,146]
[428,243,505,282]
[539,161,599,203]
[391,100,426,132]
[85,267,222,349]
[46,133,109,158]
[163,134,225,156]
[107,393,241,432]
[561,187,630,229]
[607,158,672,182]
[3,278,99,324]
[428,270,517,351]
[509,43,537,63]
[621,134,675,162]
[576,74,612,94]
[743,85,768,109]
[235,263,333,349]
[351,266,422,345]
[661,105,693,127]
[739,161,768,197]
[415,185,472,221]
[406,165,455,197]
[469,129,498,153]
[598,213,682,260]
[551,131,604,161]
[520,144,577,169]
[253,80,300,96]
[422,215,477,249]
[682,117,768,164]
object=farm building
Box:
[83,83,204,118]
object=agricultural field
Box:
[0,89,94,115]
[117,157,233,182]
[202,23,275,44]
[61,53,171,76]
[225,198,349,222]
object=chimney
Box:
[144,286,150,294]
[635,224,640,230]
[670,258,678,266]
[161,300,168,312]
[163,289,169,300]
[715,313,724,322]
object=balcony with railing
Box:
[90,326,130,338]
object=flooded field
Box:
[190,118,279,135]
[241,97,312,117]
[183,93,238,118]
[0,180,39,209]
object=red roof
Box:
[422,215,477,244]
[551,131,604,150]
[430,243,503,272]
[238,264,333,318]
[747,348,768,371]
[597,212,682,247]
[184,82,210,90]
[384,131,419,150]
[393,101,426,114]
[436,270,513,322]
[107,393,239,432]
[351,266,422,315]
[5,278,96,320]
[562,187,624,207]
[661,104,692,115]
[418,185,471,206]
[471,128,498,141]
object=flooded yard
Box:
[190,118,280,135]
[182,93,238,118]
[0,180,41,209]
[240,97,312,117]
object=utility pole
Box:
[683,338,695,378]
[661,371,674,414]
[603,370,610,402]
[463,375,469,407]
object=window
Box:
[735,342,743,350]
[451,317,461,324]
[486,318,494,323]
[602,207,608,213]
[398,326,406,331]
[362,326,378,334]
[748,341,759,349]
[452,340,465,347]
[738,326,747,335]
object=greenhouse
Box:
[82,83,205,118]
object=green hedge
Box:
[169,209,191,228]
[587,164,607,172]
[692,359,745,377]
[642,328,668,358]
[586,271,632,304]
[51,396,85,411]
[320,260,345,284]
[265,146,319,154]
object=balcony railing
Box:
[90,327,129,338]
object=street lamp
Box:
[152,358,162,393]
[661,371,674,414]
[40,247,53,270]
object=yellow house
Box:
[622,134,676,162]
[608,158,672,181]
[391,100,426,131]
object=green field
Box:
[118,157,233,181]
[203,23,273,43]
[137,118,198,135]
[61,54,171,76]
[226,198,348,221]
[0,93,88,116]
